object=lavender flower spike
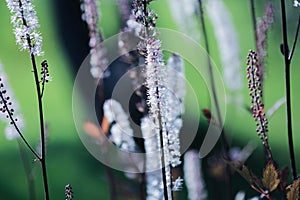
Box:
[6,0,44,56]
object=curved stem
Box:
[280,0,297,180]
[288,12,300,61]
[198,0,229,152]
[0,92,40,159]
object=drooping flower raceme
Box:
[0,62,25,140]
[6,0,43,56]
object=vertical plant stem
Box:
[30,52,50,200]
[18,140,36,200]
[104,166,117,200]
[157,101,169,200]
[198,1,232,199]
[18,0,50,198]
[280,0,297,180]
[250,0,258,50]
[198,0,229,152]
[140,172,146,200]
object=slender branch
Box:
[280,0,297,180]
[250,0,258,50]
[198,0,229,152]
[29,51,50,199]
[198,1,232,199]
[288,12,300,61]
[17,140,36,200]
[0,91,40,159]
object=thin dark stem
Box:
[280,0,297,180]
[288,12,300,61]
[104,166,117,200]
[140,172,146,200]
[250,0,258,50]
[157,96,169,200]
[197,0,229,153]
[198,1,232,199]
[17,140,36,200]
[29,52,50,199]
[0,92,41,159]
[18,0,50,197]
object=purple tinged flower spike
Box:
[246,50,272,160]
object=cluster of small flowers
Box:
[40,60,51,83]
[0,62,25,140]
[103,99,136,151]
[6,0,43,56]
[81,0,108,79]
[172,177,184,191]
[246,50,270,148]
[65,184,73,200]
[145,38,184,168]
[132,0,157,29]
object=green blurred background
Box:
[0,0,299,199]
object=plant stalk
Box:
[280,0,297,180]
[198,0,232,199]
[18,0,50,197]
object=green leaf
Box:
[262,161,280,192]
[286,178,300,200]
